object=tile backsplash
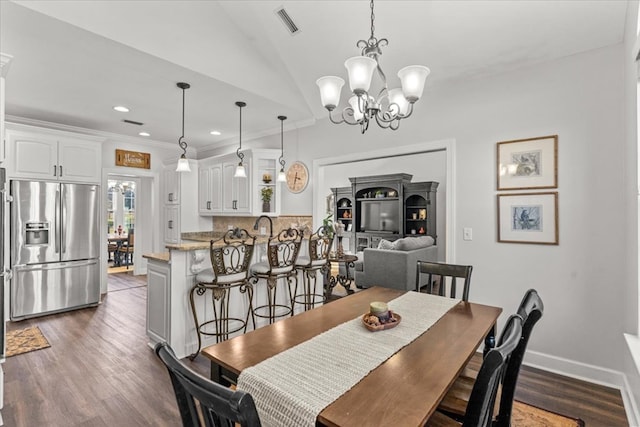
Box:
[182,215,313,240]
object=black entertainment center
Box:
[332,173,438,253]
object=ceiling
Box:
[0,1,628,156]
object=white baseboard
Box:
[524,350,640,426]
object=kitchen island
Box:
[143,234,310,359]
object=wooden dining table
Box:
[108,234,128,266]
[201,286,501,427]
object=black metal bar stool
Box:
[189,228,256,360]
[294,226,333,311]
[250,227,302,324]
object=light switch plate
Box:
[463,227,473,241]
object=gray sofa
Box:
[354,236,438,291]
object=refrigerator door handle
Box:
[61,185,66,254]
[55,188,61,254]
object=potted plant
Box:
[261,187,273,212]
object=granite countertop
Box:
[142,252,170,262]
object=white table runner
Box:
[237,292,460,427]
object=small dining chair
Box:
[416,261,473,301]
[425,314,523,427]
[155,342,262,427]
[437,289,544,427]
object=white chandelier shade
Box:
[398,65,430,102]
[344,56,377,94]
[316,76,345,110]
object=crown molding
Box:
[5,115,183,152]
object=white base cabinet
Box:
[146,260,170,344]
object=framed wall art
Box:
[497,192,558,245]
[496,135,557,190]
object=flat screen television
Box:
[360,200,399,233]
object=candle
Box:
[370,301,390,321]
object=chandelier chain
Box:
[370,0,375,41]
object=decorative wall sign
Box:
[115,149,151,169]
[497,135,557,190]
[497,192,558,245]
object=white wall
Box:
[622,0,640,422]
[279,44,630,384]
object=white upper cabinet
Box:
[163,168,180,205]
[6,125,102,183]
[197,149,281,217]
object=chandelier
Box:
[316,0,430,134]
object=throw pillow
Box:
[377,239,395,250]
[394,236,435,251]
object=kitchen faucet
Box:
[253,215,273,238]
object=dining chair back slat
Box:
[155,342,261,427]
[416,261,473,301]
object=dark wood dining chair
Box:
[155,342,261,427]
[437,289,544,427]
[416,261,473,301]
[426,314,523,427]
[120,230,135,269]
[293,225,333,310]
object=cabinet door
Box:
[9,132,58,179]
[0,76,5,163]
[198,167,212,215]
[163,168,180,204]
[58,138,101,183]
[210,164,223,213]
[222,162,236,212]
[164,205,180,244]
[146,262,170,343]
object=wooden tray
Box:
[362,312,402,332]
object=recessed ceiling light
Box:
[139,132,150,137]
[113,106,130,113]
[210,130,221,136]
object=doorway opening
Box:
[107,178,136,274]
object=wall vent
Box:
[275,7,300,35]
[123,119,144,126]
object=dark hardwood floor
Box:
[2,273,630,426]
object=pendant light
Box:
[175,82,191,172]
[234,101,247,178]
[277,115,287,182]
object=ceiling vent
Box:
[275,7,300,35]
[123,119,144,126]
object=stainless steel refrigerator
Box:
[10,180,100,320]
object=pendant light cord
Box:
[177,83,189,156]
[236,101,246,162]
[278,115,286,169]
